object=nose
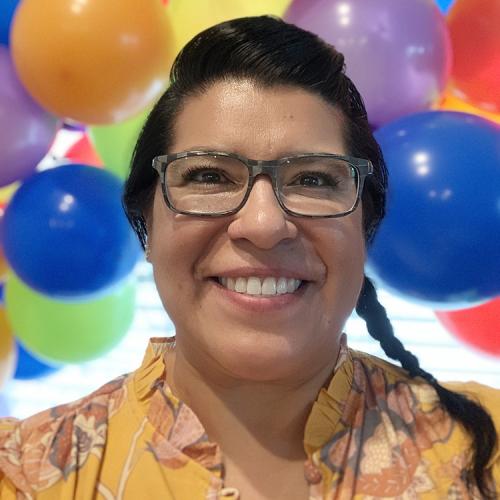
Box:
[227,175,298,249]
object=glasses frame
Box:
[152,150,373,218]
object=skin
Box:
[146,79,366,499]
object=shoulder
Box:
[442,380,500,470]
[441,380,500,414]
[0,374,129,494]
[349,349,500,469]
[350,349,500,409]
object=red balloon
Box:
[447,0,500,113]
[435,298,500,356]
[65,135,103,167]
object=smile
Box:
[217,276,303,296]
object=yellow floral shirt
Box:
[0,337,498,499]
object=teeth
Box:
[261,277,277,295]
[276,277,287,294]
[246,277,261,295]
[235,277,247,293]
[217,276,302,296]
[287,278,297,293]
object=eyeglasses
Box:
[152,151,373,218]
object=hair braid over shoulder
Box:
[356,276,498,499]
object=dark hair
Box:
[123,15,497,498]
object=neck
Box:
[164,341,339,461]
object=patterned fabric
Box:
[0,337,498,499]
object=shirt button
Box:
[219,486,240,499]
[304,459,323,485]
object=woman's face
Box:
[147,80,366,382]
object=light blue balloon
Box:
[435,0,454,13]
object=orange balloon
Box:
[447,0,500,113]
[11,0,175,125]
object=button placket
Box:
[218,486,240,499]
[304,457,323,485]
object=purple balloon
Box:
[285,0,451,127]
[0,46,58,187]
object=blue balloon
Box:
[0,0,19,46]
[2,164,141,299]
[368,111,500,308]
[14,340,61,380]
[435,0,455,13]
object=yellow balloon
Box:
[0,182,20,205]
[0,249,9,282]
[169,0,292,51]
[437,91,500,125]
[0,308,16,390]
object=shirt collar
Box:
[133,336,353,463]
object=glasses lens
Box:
[165,154,248,214]
[279,156,358,216]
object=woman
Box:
[0,16,498,500]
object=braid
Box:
[356,276,497,499]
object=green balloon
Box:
[5,273,137,363]
[88,108,150,179]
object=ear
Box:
[141,184,161,259]
[143,184,160,240]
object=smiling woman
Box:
[0,16,499,500]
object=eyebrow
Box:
[176,146,335,157]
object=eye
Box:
[291,171,340,188]
[183,166,230,184]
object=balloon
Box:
[0,206,8,281]
[0,282,58,379]
[62,121,86,133]
[435,0,455,12]
[0,46,58,187]
[0,0,19,46]
[170,0,292,51]
[0,306,16,389]
[2,164,141,299]
[285,0,451,127]
[435,298,500,356]
[0,182,20,205]
[438,91,500,125]
[0,250,8,283]
[65,134,103,167]
[11,0,175,124]
[368,111,500,307]
[88,109,149,179]
[447,0,499,113]
[5,272,136,363]
[14,340,61,380]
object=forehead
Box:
[170,79,347,159]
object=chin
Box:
[209,332,327,383]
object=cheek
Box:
[149,189,227,312]
[311,214,366,301]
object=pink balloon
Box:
[285,0,451,127]
[0,46,58,187]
